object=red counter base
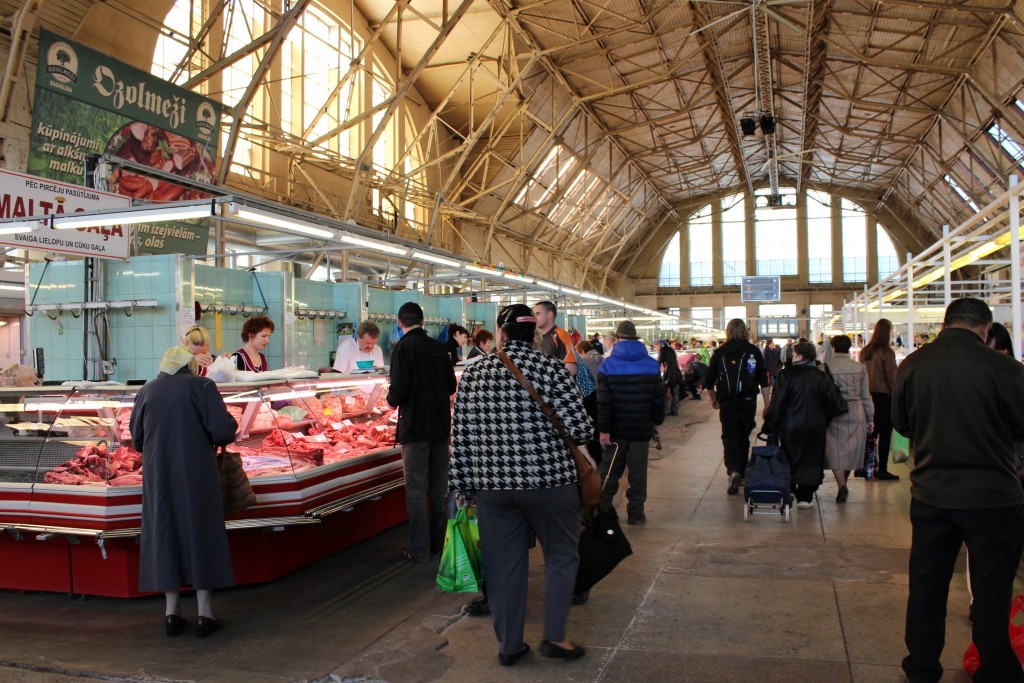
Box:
[2,488,409,599]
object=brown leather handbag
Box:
[217,448,258,515]
[498,351,601,508]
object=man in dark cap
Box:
[387,301,458,564]
[595,320,665,524]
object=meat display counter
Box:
[0,373,408,597]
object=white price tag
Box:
[310,433,330,443]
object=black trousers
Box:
[870,392,893,474]
[719,398,757,478]
[903,499,1024,683]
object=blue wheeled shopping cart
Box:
[743,433,793,522]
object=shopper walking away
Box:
[765,341,843,509]
[859,318,900,480]
[704,319,770,495]
[387,302,458,564]
[823,335,873,503]
[596,320,665,524]
[130,346,239,638]
[658,344,683,416]
[449,304,592,666]
[893,298,1024,683]
[763,337,781,386]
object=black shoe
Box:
[539,640,586,660]
[853,469,866,478]
[727,473,740,496]
[572,590,590,605]
[195,616,222,639]
[400,547,426,564]
[464,595,490,617]
[498,643,530,667]
[627,516,646,525]
[876,471,900,481]
[165,614,187,637]
[836,486,848,504]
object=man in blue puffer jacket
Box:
[596,320,666,524]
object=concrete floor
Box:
[0,397,985,683]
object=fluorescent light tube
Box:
[412,251,462,268]
[465,264,496,275]
[502,273,534,283]
[225,203,334,239]
[53,204,211,230]
[0,284,23,292]
[560,287,582,296]
[340,234,407,255]
[0,220,45,235]
[534,280,559,290]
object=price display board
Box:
[740,276,781,302]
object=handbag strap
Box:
[498,350,576,445]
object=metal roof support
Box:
[0,0,42,123]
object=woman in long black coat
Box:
[130,345,238,638]
[765,341,843,509]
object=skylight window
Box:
[988,122,1024,168]
[513,145,577,209]
[944,174,980,212]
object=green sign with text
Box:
[27,30,220,256]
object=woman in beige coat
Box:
[823,335,873,503]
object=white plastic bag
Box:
[206,355,237,383]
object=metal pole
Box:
[942,224,952,308]
[907,252,915,351]
[1010,175,1021,360]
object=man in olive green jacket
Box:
[893,298,1024,683]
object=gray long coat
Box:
[130,367,238,591]
[823,354,874,471]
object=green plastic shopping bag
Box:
[436,507,483,593]
[891,430,912,464]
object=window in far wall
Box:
[722,305,747,329]
[807,190,833,284]
[690,307,714,329]
[721,194,746,286]
[877,227,900,281]
[659,231,681,287]
[689,207,713,287]
[841,199,868,283]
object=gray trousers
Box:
[476,484,580,656]
[599,439,649,520]
[401,438,449,563]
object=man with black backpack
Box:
[704,319,771,495]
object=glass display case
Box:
[0,373,408,596]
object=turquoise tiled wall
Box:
[293,279,336,370]
[27,261,89,381]
[105,254,182,382]
[466,302,499,331]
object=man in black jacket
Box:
[704,319,770,495]
[596,320,666,524]
[387,302,458,564]
[894,298,1024,683]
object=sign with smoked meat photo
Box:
[27,30,220,256]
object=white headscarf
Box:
[159,345,193,375]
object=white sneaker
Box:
[796,501,813,510]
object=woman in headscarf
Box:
[130,346,239,638]
[766,341,844,509]
[449,304,592,666]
